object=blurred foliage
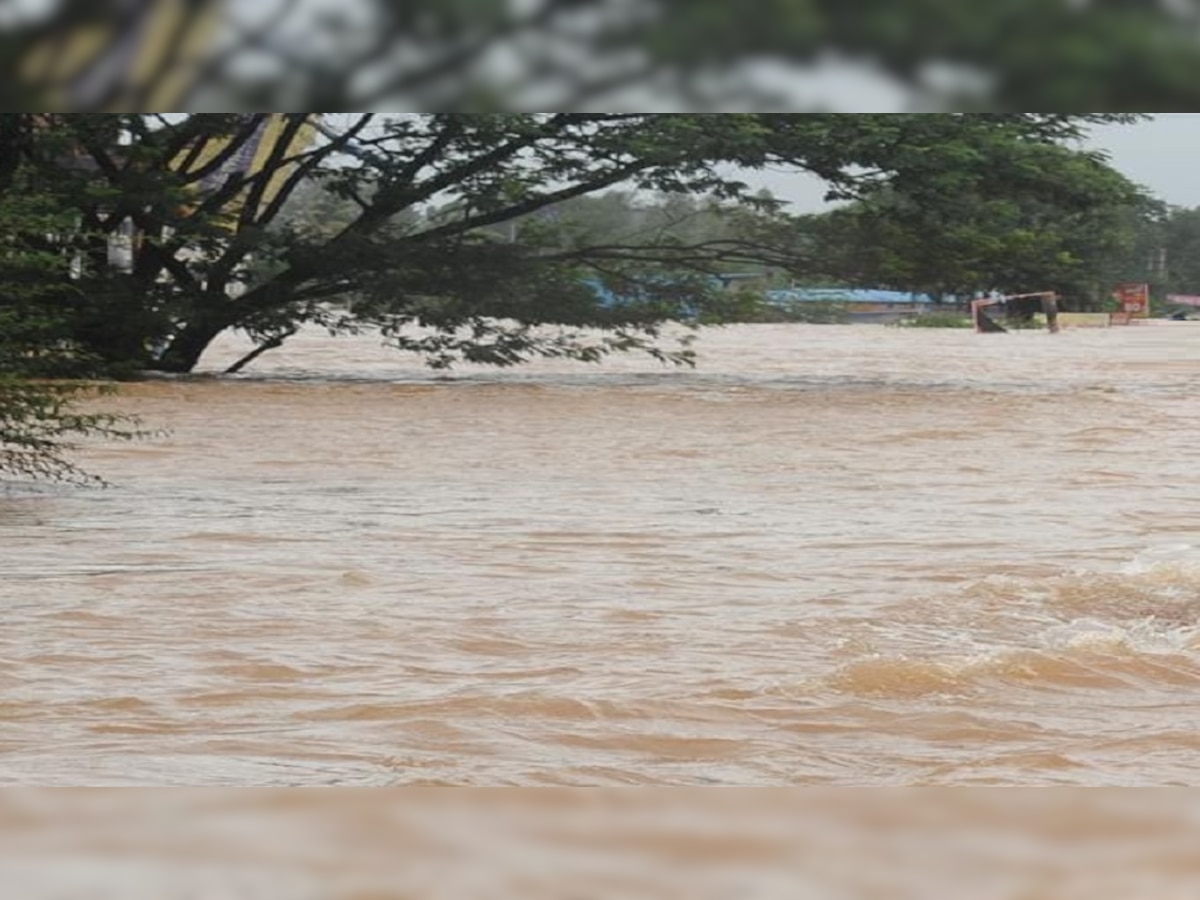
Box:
[2,1,1199,111]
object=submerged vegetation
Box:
[0,113,1146,375]
[0,172,142,483]
[0,112,1182,479]
[0,379,139,484]
[892,312,974,329]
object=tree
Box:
[4,2,1199,111]
[1152,207,1200,299]
[2,113,1140,376]
[1105,204,1200,312]
[0,166,140,483]
[0,367,133,484]
[788,134,1154,307]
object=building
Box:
[765,288,947,323]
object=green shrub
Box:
[754,300,851,324]
[894,311,974,328]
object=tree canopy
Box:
[0,113,1144,379]
[791,138,1155,307]
[0,111,1171,480]
[0,168,140,482]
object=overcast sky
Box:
[757,114,1200,213]
[1085,114,1200,208]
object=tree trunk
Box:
[152,274,309,373]
[224,327,296,374]
[152,316,229,373]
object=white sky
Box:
[1084,114,1200,209]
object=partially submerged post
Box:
[971,291,1059,334]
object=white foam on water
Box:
[1039,617,1200,656]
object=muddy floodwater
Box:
[5,322,1200,786]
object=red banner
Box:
[1113,283,1150,317]
[1167,294,1200,308]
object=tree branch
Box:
[237,114,309,229]
[223,325,297,374]
[254,114,375,226]
[544,238,804,270]
[172,114,269,186]
[408,157,657,244]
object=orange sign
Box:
[1113,283,1150,318]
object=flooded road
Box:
[5,322,1200,785]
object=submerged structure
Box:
[971,292,1060,333]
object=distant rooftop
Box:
[766,288,939,305]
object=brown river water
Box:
[5,322,1200,788]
